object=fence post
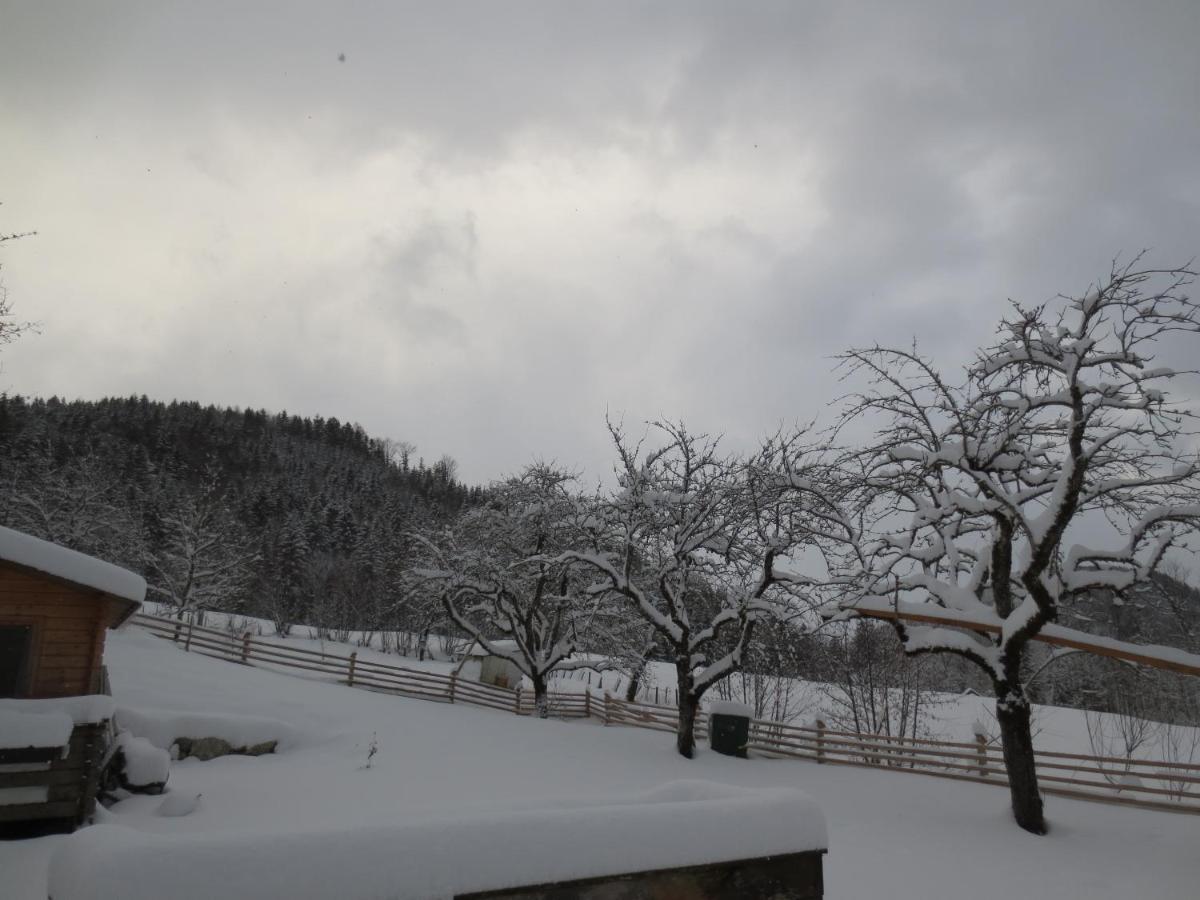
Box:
[976,734,988,777]
[241,631,252,664]
[583,689,591,719]
[347,652,358,687]
[448,672,457,704]
[184,619,195,653]
[603,692,611,726]
[816,719,826,764]
[514,687,522,715]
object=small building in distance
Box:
[453,640,524,690]
[0,525,146,832]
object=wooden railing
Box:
[600,695,1200,815]
[132,612,1200,815]
[131,612,591,720]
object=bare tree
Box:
[564,420,825,757]
[817,620,940,753]
[410,464,616,717]
[824,259,1200,833]
[1,449,142,566]
[151,483,258,620]
[0,208,37,350]
[710,619,814,724]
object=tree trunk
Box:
[675,659,698,758]
[418,628,430,661]
[996,688,1046,834]
[625,658,646,703]
[533,674,550,719]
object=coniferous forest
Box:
[0,394,482,639]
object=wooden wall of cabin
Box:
[0,564,108,698]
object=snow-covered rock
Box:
[113,732,170,793]
[116,706,296,753]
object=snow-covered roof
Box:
[0,525,146,610]
[463,639,520,657]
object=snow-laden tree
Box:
[822,260,1200,833]
[564,420,824,758]
[410,464,618,718]
[151,484,258,620]
[1,449,143,567]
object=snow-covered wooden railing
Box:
[131,612,1200,816]
[600,696,1200,816]
[130,613,591,720]
[850,598,1200,678]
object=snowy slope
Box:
[4,629,1200,899]
[151,604,1200,759]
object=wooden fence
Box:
[131,612,1200,815]
[132,612,592,719]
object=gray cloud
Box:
[2,1,1198,482]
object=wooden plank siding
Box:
[0,563,111,698]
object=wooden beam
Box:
[855,606,1200,678]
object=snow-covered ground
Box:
[4,627,1200,899]
[148,604,1200,759]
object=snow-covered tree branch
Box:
[408,463,619,718]
[827,258,1200,833]
[562,420,828,757]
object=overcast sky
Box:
[2,1,1198,484]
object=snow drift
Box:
[48,780,826,900]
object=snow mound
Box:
[155,792,201,818]
[49,780,826,900]
[116,706,299,752]
[0,524,146,604]
[115,732,170,789]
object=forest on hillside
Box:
[0,394,482,638]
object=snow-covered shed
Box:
[454,640,525,690]
[0,527,147,831]
[0,526,145,700]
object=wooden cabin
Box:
[0,525,145,831]
[0,526,142,699]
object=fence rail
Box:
[132,612,1200,816]
[131,612,582,719]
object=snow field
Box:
[2,628,1198,899]
[150,606,1200,762]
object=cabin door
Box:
[0,624,33,697]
